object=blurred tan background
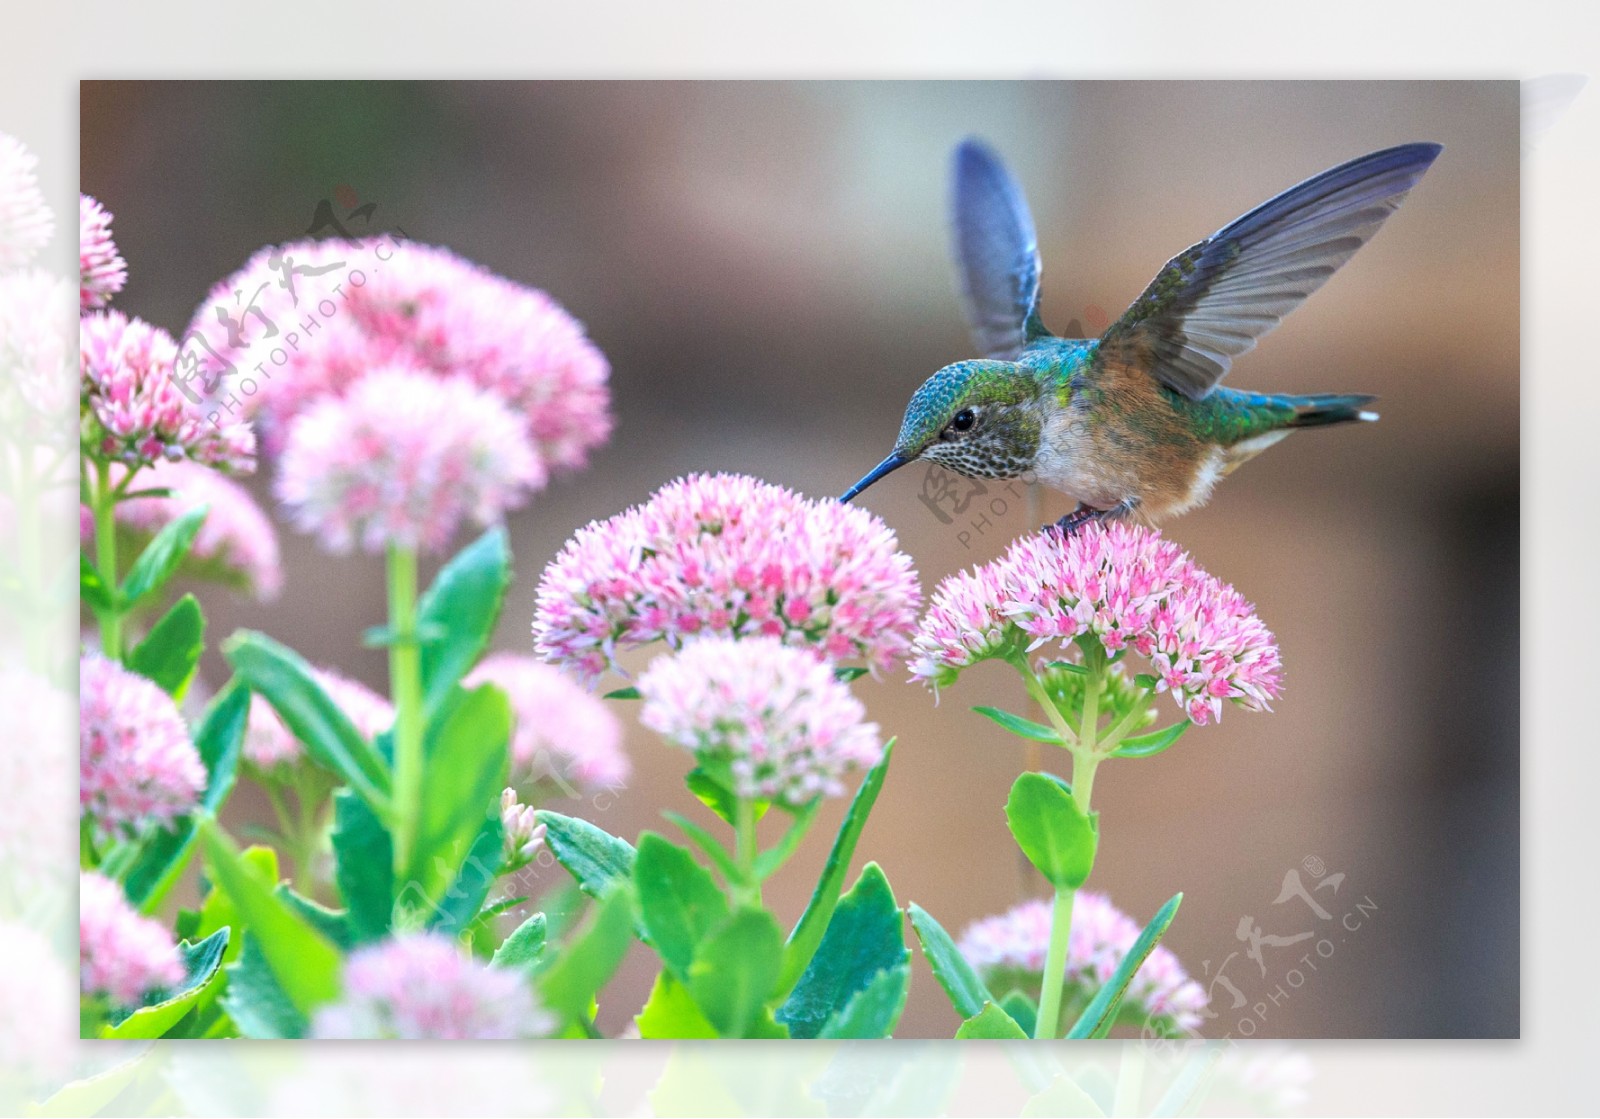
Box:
[80,80,1518,1039]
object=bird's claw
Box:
[1045,499,1139,538]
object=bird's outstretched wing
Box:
[1098,142,1443,399]
[949,138,1044,360]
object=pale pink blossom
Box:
[311,933,554,1039]
[79,195,127,311]
[80,653,206,836]
[245,666,393,771]
[958,892,1209,1035]
[80,310,255,473]
[0,921,74,1081]
[0,269,74,435]
[0,132,52,269]
[500,787,547,869]
[82,460,283,600]
[465,652,628,793]
[533,473,922,684]
[79,871,183,1007]
[909,522,1281,725]
[274,367,542,555]
[0,668,73,895]
[185,239,611,471]
[638,636,882,806]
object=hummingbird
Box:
[840,139,1443,531]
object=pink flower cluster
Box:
[500,787,547,869]
[638,636,883,806]
[274,367,542,555]
[79,195,127,311]
[465,653,629,792]
[79,872,183,1007]
[84,460,283,600]
[958,892,1208,1034]
[245,666,394,771]
[80,653,206,836]
[80,310,255,473]
[533,473,922,683]
[0,132,51,269]
[909,522,1282,725]
[186,238,611,471]
[310,933,553,1039]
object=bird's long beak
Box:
[840,452,911,502]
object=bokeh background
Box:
[80,80,1519,1039]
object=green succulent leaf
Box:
[778,862,908,1039]
[536,886,636,1025]
[223,630,390,811]
[195,819,342,1017]
[127,593,205,699]
[491,913,548,973]
[778,738,894,999]
[634,833,730,981]
[1065,892,1183,1039]
[123,679,249,913]
[833,666,870,683]
[1005,772,1097,890]
[1111,719,1191,759]
[999,990,1038,1037]
[685,907,786,1039]
[101,927,230,1039]
[955,1002,1030,1039]
[402,683,510,913]
[973,706,1064,744]
[816,960,910,1040]
[753,798,821,880]
[635,969,719,1039]
[1021,1075,1107,1117]
[330,789,394,943]
[602,686,641,701]
[535,810,638,902]
[120,503,208,609]
[685,766,768,826]
[662,811,743,886]
[80,553,113,614]
[908,901,994,1021]
[219,934,308,1039]
[416,526,511,714]
[425,815,506,936]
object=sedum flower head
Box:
[79,872,183,1007]
[245,666,393,771]
[84,460,283,600]
[186,239,611,471]
[638,636,882,807]
[311,933,554,1039]
[80,310,256,473]
[80,653,206,836]
[0,132,52,269]
[274,367,543,555]
[533,473,922,684]
[79,195,127,311]
[465,652,629,793]
[910,522,1281,725]
[500,787,547,870]
[958,893,1208,1036]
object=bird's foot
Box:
[1046,498,1140,538]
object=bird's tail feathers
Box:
[1280,393,1380,428]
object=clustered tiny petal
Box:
[80,310,255,473]
[909,522,1281,724]
[0,132,52,270]
[85,460,284,600]
[310,932,554,1040]
[274,367,543,555]
[79,653,206,836]
[185,239,611,471]
[245,666,394,771]
[79,872,183,1007]
[533,473,922,683]
[500,787,547,869]
[958,893,1208,1035]
[79,195,127,311]
[638,636,883,807]
[465,653,629,792]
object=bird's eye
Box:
[950,409,976,433]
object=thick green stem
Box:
[387,544,424,879]
[734,796,761,908]
[1034,884,1077,1039]
[92,458,122,660]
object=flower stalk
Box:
[387,543,424,878]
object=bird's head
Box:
[841,360,1042,501]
